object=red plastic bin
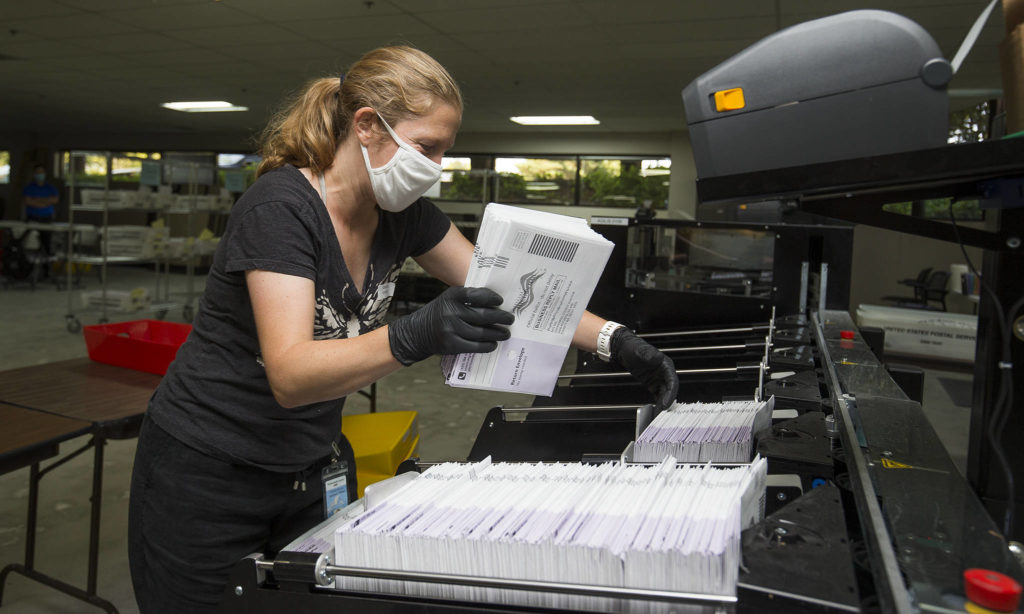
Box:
[83,319,192,375]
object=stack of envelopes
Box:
[333,456,767,612]
[442,203,613,396]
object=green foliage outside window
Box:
[62,152,109,187]
[581,160,669,208]
[882,102,993,220]
[440,170,484,201]
[436,155,670,208]
[882,198,982,221]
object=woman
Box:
[128,45,678,613]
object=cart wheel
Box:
[183,305,194,322]
[66,316,82,334]
[155,310,168,320]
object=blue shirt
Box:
[23,182,59,218]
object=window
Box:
[494,157,577,205]
[217,153,261,193]
[62,152,110,187]
[112,152,161,184]
[580,157,671,208]
[0,151,9,184]
[882,198,983,222]
[434,154,670,207]
[439,156,486,202]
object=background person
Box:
[20,163,59,265]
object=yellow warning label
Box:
[880,458,914,469]
[965,600,1004,614]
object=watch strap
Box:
[596,321,625,362]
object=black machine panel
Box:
[586,219,853,333]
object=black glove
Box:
[388,286,514,366]
[609,328,679,411]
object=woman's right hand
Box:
[388,286,514,365]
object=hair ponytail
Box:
[257,77,341,177]
[257,46,462,178]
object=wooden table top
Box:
[0,358,160,425]
[0,401,93,474]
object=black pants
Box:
[128,415,353,613]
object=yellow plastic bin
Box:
[341,411,419,498]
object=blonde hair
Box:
[257,46,463,177]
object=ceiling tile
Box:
[69,32,195,53]
[390,0,557,11]
[55,0,208,9]
[128,47,236,66]
[0,0,81,20]
[37,53,144,72]
[5,13,143,39]
[229,0,403,22]
[0,39,94,60]
[110,2,261,31]
[609,17,777,44]
[278,14,438,40]
[415,4,593,34]
[216,40,337,62]
[583,0,775,24]
[166,23,307,46]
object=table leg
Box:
[0,439,118,613]
[26,461,39,569]
[88,436,105,595]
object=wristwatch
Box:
[596,321,625,362]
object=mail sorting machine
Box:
[221,308,1018,613]
[218,223,917,613]
[216,217,1020,609]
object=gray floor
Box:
[0,265,973,613]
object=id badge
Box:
[321,461,350,519]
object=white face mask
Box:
[360,112,442,212]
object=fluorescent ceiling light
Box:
[161,100,248,113]
[510,115,599,126]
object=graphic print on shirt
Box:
[360,262,400,330]
[311,262,402,341]
[314,286,360,340]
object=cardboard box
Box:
[102,225,169,259]
[1002,24,1024,134]
[81,288,151,312]
[856,304,977,363]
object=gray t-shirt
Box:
[148,164,450,472]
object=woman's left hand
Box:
[610,328,679,412]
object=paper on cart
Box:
[442,203,613,396]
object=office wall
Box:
[851,223,986,314]
[3,126,986,318]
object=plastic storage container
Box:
[341,411,419,498]
[83,319,192,375]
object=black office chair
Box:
[919,270,950,311]
[882,267,931,306]
[882,269,949,311]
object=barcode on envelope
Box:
[527,234,579,263]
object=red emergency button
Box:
[964,568,1022,612]
[840,330,855,340]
